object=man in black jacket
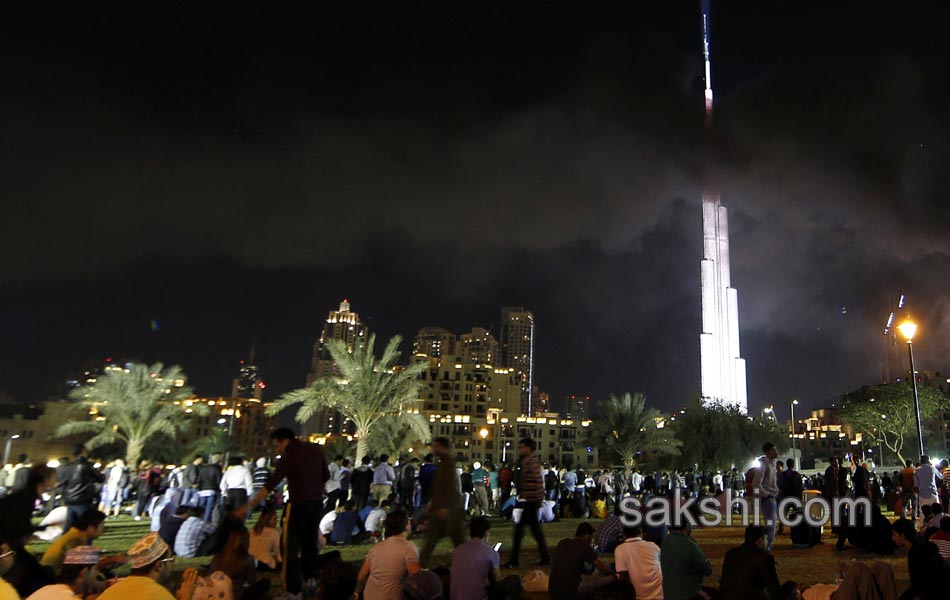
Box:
[718,525,784,600]
[59,445,104,530]
[197,456,223,522]
[180,455,203,508]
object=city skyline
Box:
[2,3,949,417]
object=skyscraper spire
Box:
[699,0,747,412]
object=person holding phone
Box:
[450,517,521,600]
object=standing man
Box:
[196,456,222,523]
[234,428,330,600]
[471,462,489,517]
[898,459,917,518]
[180,455,203,508]
[503,438,551,568]
[398,458,419,510]
[324,455,343,515]
[418,454,436,509]
[750,442,779,552]
[371,455,395,505]
[59,445,105,530]
[419,437,464,568]
[914,455,943,527]
[350,456,373,511]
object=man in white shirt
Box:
[325,455,343,514]
[750,442,780,551]
[915,455,944,527]
[364,500,389,536]
[219,457,254,517]
[630,469,643,496]
[712,471,724,494]
[614,524,663,600]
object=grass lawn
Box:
[26,515,912,597]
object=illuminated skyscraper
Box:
[500,307,535,415]
[305,299,368,435]
[231,340,264,399]
[699,0,747,412]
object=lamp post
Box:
[3,434,20,466]
[790,400,799,470]
[897,319,925,458]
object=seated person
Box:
[40,510,107,575]
[354,512,419,600]
[892,517,946,600]
[364,500,388,537]
[588,491,606,519]
[319,507,337,540]
[97,533,199,600]
[660,521,712,600]
[158,505,191,550]
[549,522,615,600]
[331,501,366,545]
[450,516,521,600]
[511,499,557,524]
[593,506,624,554]
[801,561,897,600]
[1,539,22,599]
[27,545,103,600]
[848,504,895,556]
[248,507,281,571]
[930,516,950,559]
[358,500,376,525]
[208,525,269,600]
[174,512,218,558]
[315,550,357,600]
[614,524,663,600]
[923,503,944,537]
[718,525,783,600]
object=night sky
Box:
[2,1,950,421]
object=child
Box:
[209,525,270,600]
[248,507,281,571]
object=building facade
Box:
[500,307,535,415]
[305,299,368,435]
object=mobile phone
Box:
[493,542,502,552]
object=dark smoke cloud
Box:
[1,2,948,415]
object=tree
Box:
[675,398,790,471]
[365,415,430,460]
[189,429,236,461]
[587,392,680,468]
[267,334,430,464]
[840,382,949,466]
[57,363,206,467]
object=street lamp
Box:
[897,319,925,458]
[3,434,20,466]
[790,400,799,470]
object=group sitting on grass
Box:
[4,429,950,600]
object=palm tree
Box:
[267,334,430,464]
[189,429,237,461]
[588,392,680,468]
[57,362,206,467]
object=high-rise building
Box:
[533,388,551,415]
[565,395,591,420]
[500,307,535,415]
[231,341,264,400]
[305,299,368,435]
[698,0,747,412]
[459,327,499,366]
[413,326,457,360]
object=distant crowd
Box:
[0,437,948,599]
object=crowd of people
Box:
[1,433,949,599]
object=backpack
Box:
[544,471,558,491]
[744,467,757,497]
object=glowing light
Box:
[898,319,917,342]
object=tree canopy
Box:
[672,398,789,471]
[587,392,680,468]
[839,382,949,465]
[267,334,430,463]
[57,362,205,467]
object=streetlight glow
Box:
[898,319,917,342]
[479,428,489,439]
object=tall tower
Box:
[305,299,368,435]
[699,0,748,412]
[500,307,535,415]
[231,339,264,399]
